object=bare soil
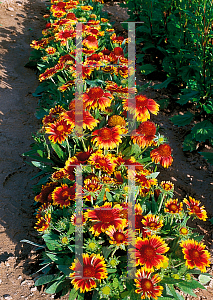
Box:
[0,1,212,300]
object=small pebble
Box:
[7,7,14,11]
[30,287,37,292]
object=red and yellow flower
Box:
[131,121,156,148]
[34,182,58,204]
[62,109,99,131]
[35,214,51,232]
[150,144,173,168]
[105,225,128,246]
[84,202,127,236]
[180,239,210,272]
[142,214,163,233]
[183,197,207,221]
[69,254,108,293]
[123,94,159,122]
[82,35,98,50]
[88,150,117,174]
[164,199,183,214]
[134,267,163,300]
[135,235,169,271]
[45,119,73,143]
[91,126,123,150]
[83,87,113,111]
[52,184,75,208]
[160,181,174,191]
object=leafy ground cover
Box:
[21,0,213,299]
[120,0,213,162]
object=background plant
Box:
[120,0,213,163]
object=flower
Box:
[134,267,163,300]
[84,202,127,236]
[34,182,58,204]
[105,225,128,246]
[88,150,117,174]
[45,47,56,55]
[183,196,207,221]
[150,144,173,168]
[45,119,73,143]
[69,253,108,293]
[84,178,102,193]
[83,87,113,110]
[108,115,126,127]
[131,121,156,148]
[123,94,159,122]
[142,214,163,233]
[108,257,119,268]
[82,35,98,50]
[55,28,76,45]
[62,109,99,131]
[180,239,210,272]
[135,235,169,271]
[160,181,174,191]
[99,283,113,298]
[35,214,51,232]
[52,184,75,208]
[164,199,183,214]
[91,126,123,149]
[85,239,99,253]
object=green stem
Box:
[81,137,87,152]
[158,193,165,212]
[66,137,71,158]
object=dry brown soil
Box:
[0,0,212,299]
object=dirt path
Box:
[0,0,55,299]
[0,1,212,299]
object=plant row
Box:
[24,0,211,299]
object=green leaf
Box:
[170,112,194,127]
[57,75,66,83]
[167,284,184,300]
[186,279,206,290]
[161,277,182,284]
[68,223,75,235]
[203,99,213,114]
[107,268,117,273]
[77,293,84,300]
[140,64,157,75]
[199,152,213,165]
[96,187,105,205]
[45,275,65,294]
[113,278,119,289]
[57,265,72,276]
[153,77,175,90]
[183,133,197,152]
[177,90,199,105]
[191,121,213,142]
[146,172,160,179]
[176,283,197,297]
[199,274,211,285]
[69,289,78,300]
[102,246,112,259]
[106,191,112,201]
[50,142,66,160]
[35,108,49,119]
[35,274,60,286]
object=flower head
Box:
[84,202,127,236]
[91,126,123,150]
[83,87,113,110]
[150,144,173,168]
[134,267,163,300]
[135,235,169,271]
[131,121,156,148]
[88,150,117,174]
[180,239,210,272]
[164,199,183,214]
[105,225,128,247]
[123,95,159,122]
[45,119,73,143]
[52,184,75,208]
[69,253,108,293]
[183,197,207,221]
[142,214,163,233]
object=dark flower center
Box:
[140,279,153,292]
[113,232,126,243]
[83,265,96,278]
